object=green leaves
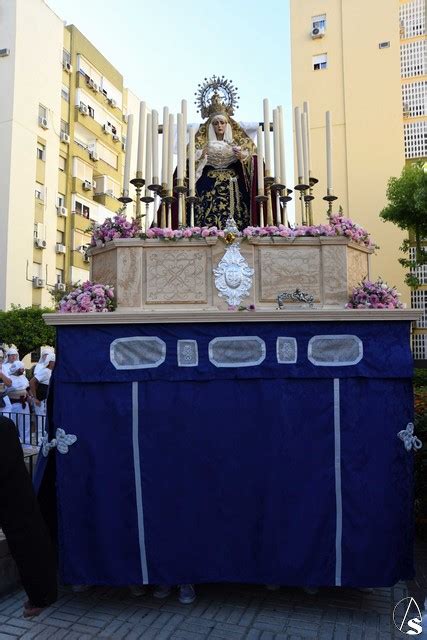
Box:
[0,305,56,359]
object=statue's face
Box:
[212,117,227,139]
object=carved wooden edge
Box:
[43,309,422,326]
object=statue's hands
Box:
[232,146,246,160]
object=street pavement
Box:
[0,579,414,639]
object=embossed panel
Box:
[322,245,348,306]
[91,249,117,292]
[117,247,142,307]
[258,247,321,302]
[145,248,207,304]
[347,248,369,295]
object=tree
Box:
[380,161,427,287]
[0,306,56,359]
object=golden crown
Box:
[195,76,239,120]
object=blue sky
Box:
[47,0,291,123]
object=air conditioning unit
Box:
[103,124,112,134]
[0,48,10,57]
[38,116,49,129]
[32,276,44,289]
[311,26,325,38]
[55,282,66,292]
[82,179,92,191]
[55,243,66,254]
[56,205,68,217]
[63,61,72,73]
[34,238,47,249]
[108,98,117,109]
[79,103,88,115]
[60,131,70,144]
[87,78,98,92]
[112,134,120,142]
[78,244,90,255]
[89,151,99,161]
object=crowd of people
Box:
[0,345,55,444]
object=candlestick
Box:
[278,105,286,188]
[188,126,196,196]
[150,109,161,190]
[303,101,311,177]
[263,98,271,176]
[122,113,134,196]
[136,101,146,176]
[326,110,333,192]
[273,108,280,185]
[177,113,184,181]
[256,126,264,196]
[301,111,309,187]
[167,113,174,193]
[161,107,169,187]
[181,98,187,176]
[294,106,304,182]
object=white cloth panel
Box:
[209,337,266,368]
[307,335,363,366]
[110,337,166,370]
[276,337,297,364]
[177,340,199,367]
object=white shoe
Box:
[178,584,196,604]
[153,585,172,599]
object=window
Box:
[56,230,65,244]
[75,200,90,218]
[404,121,427,158]
[399,0,425,39]
[402,81,426,117]
[33,223,39,239]
[412,333,427,360]
[61,84,70,102]
[411,290,427,328]
[56,269,64,284]
[35,182,44,200]
[400,40,426,78]
[59,156,66,172]
[36,143,45,161]
[62,48,71,67]
[97,142,118,169]
[38,104,47,119]
[312,13,326,30]
[313,53,328,70]
[88,105,95,118]
[60,120,69,136]
[72,157,93,182]
[57,194,65,207]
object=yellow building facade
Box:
[0,1,141,310]
[290,0,426,313]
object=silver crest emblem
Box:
[213,216,254,306]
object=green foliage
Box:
[380,162,427,281]
[0,305,56,359]
[414,368,427,389]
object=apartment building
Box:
[0,0,140,309]
[290,0,426,316]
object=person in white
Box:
[29,352,55,442]
[1,361,31,443]
[2,347,19,377]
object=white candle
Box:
[256,126,264,196]
[263,98,271,174]
[294,106,304,180]
[181,99,187,172]
[326,111,333,191]
[145,112,152,189]
[188,126,195,196]
[177,112,184,181]
[136,101,146,176]
[161,106,169,187]
[151,109,159,184]
[303,101,311,176]
[123,113,133,194]
[167,113,174,193]
[273,108,280,184]
[278,105,286,186]
[301,111,309,186]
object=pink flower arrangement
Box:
[242,216,375,248]
[58,281,115,313]
[143,226,226,240]
[90,213,140,247]
[346,278,403,309]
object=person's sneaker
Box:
[153,585,172,599]
[178,584,196,604]
[129,585,147,597]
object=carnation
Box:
[346,278,403,309]
[58,282,116,313]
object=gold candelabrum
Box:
[323,188,338,219]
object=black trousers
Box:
[0,416,57,607]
